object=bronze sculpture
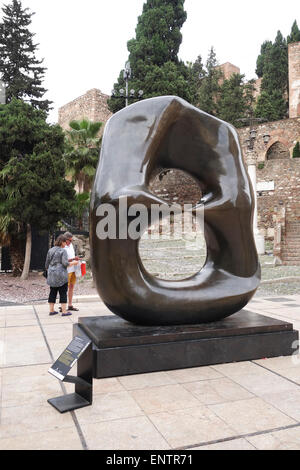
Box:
[90,96,261,326]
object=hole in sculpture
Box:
[139,169,207,281]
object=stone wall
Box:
[217,62,240,83]
[72,234,90,265]
[238,117,300,162]
[256,159,300,233]
[289,42,300,119]
[237,118,300,237]
[58,88,112,132]
[149,170,202,207]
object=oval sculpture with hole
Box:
[90,96,261,326]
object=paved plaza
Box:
[0,294,300,450]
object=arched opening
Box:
[266,142,290,160]
[139,169,207,280]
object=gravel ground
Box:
[0,237,299,303]
[0,272,96,304]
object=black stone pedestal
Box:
[77,310,299,378]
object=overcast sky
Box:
[1,0,299,122]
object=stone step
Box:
[281,249,300,252]
[281,261,300,266]
[283,237,300,241]
[284,243,300,246]
[281,253,300,257]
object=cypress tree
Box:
[187,54,205,106]
[287,20,300,44]
[255,31,288,121]
[255,40,272,78]
[293,141,300,158]
[108,0,191,113]
[218,74,255,128]
[195,47,222,116]
[0,0,52,112]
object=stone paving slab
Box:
[0,295,300,450]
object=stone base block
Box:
[77,310,299,378]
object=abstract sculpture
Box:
[90,96,260,326]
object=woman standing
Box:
[45,234,78,316]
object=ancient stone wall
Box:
[149,170,202,207]
[217,62,240,83]
[289,42,300,119]
[238,117,300,162]
[58,88,112,132]
[256,159,300,234]
[237,118,300,237]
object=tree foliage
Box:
[108,0,192,113]
[293,141,300,158]
[0,0,52,112]
[287,20,300,44]
[218,74,255,128]
[255,31,288,121]
[193,47,223,115]
[64,119,102,193]
[0,99,75,275]
[255,40,272,78]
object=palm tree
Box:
[64,119,103,193]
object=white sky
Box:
[1,0,299,123]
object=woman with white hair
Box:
[45,234,79,316]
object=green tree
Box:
[186,54,205,106]
[287,20,300,44]
[293,141,300,158]
[255,31,288,121]
[218,74,255,128]
[255,40,272,78]
[74,192,90,230]
[64,119,102,193]
[196,47,222,116]
[0,0,52,112]
[0,99,75,277]
[108,0,192,113]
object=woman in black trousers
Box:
[45,234,79,316]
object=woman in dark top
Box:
[45,235,78,316]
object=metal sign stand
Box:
[48,326,93,413]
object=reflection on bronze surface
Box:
[90,96,260,326]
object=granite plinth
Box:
[77,310,299,378]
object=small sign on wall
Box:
[257,181,275,191]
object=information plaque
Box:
[47,325,93,413]
[48,335,91,381]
